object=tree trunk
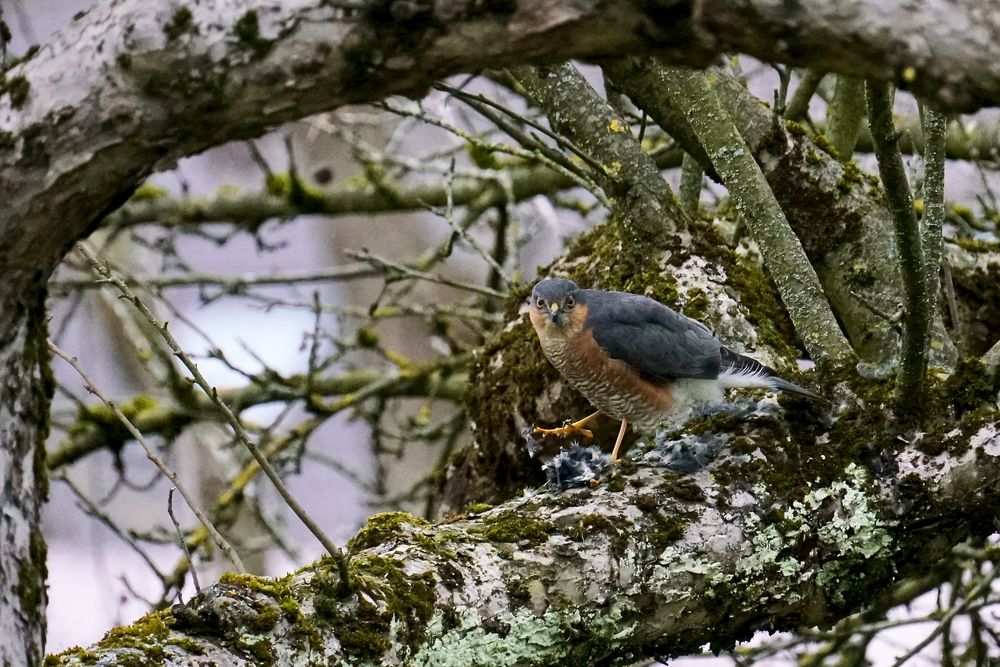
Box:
[0,290,51,667]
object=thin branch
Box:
[921,105,947,330]
[344,249,506,298]
[510,63,683,247]
[785,69,826,122]
[48,341,246,574]
[74,243,351,590]
[56,474,168,585]
[168,488,201,595]
[866,82,930,412]
[679,152,704,214]
[51,264,381,292]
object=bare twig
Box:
[168,488,201,595]
[51,264,382,292]
[48,341,246,573]
[56,474,168,585]
[74,243,351,590]
[345,249,506,298]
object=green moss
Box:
[476,510,554,545]
[68,394,185,458]
[116,52,132,70]
[2,75,30,108]
[680,288,710,320]
[264,173,328,213]
[98,610,175,665]
[139,54,228,113]
[606,476,627,492]
[233,10,273,59]
[19,123,49,168]
[348,511,430,552]
[941,358,998,417]
[810,131,842,161]
[132,183,168,200]
[634,494,659,512]
[14,528,47,618]
[647,513,688,550]
[163,7,196,41]
[954,237,1000,253]
[467,142,500,169]
[661,474,707,503]
[785,120,808,137]
[317,554,437,662]
[355,326,380,348]
[0,130,14,150]
[465,502,494,514]
[726,254,801,361]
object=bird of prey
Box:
[528,278,823,461]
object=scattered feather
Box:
[543,444,610,490]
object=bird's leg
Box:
[610,420,629,462]
[533,411,601,439]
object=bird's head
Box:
[530,278,580,330]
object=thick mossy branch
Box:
[48,375,1000,666]
[653,65,854,365]
[828,76,866,159]
[866,82,930,412]
[508,63,685,249]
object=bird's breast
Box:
[540,328,675,431]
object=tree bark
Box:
[47,384,1000,665]
[0,290,51,667]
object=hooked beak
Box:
[548,302,560,323]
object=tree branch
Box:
[605,58,957,367]
[866,83,930,412]
[652,65,854,364]
[47,394,1000,666]
[508,63,683,248]
[828,77,866,159]
[921,106,948,326]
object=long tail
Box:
[717,347,826,401]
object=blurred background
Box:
[7,1,1000,664]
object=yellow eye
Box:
[535,297,545,309]
[566,295,575,308]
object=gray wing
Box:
[584,290,722,383]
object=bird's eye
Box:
[535,297,545,309]
[566,295,575,308]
